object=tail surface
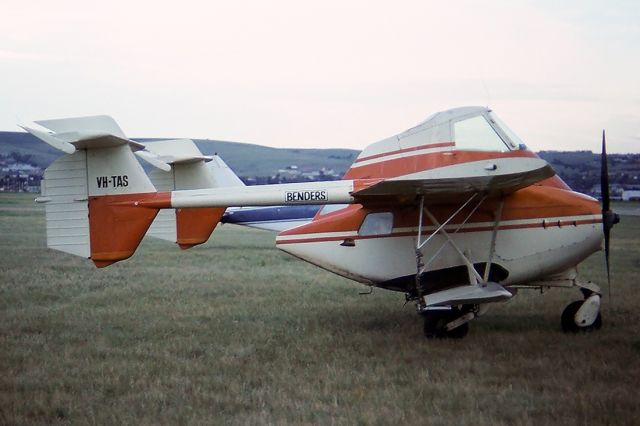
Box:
[137,139,237,248]
[25,116,162,267]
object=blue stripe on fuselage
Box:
[221,205,321,225]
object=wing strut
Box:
[416,193,478,250]
[412,193,512,312]
[422,209,484,284]
[422,194,487,273]
[413,192,482,310]
[483,199,504,282]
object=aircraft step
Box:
[424,282,512,307]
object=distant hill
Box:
[0,132,62,169]
[0,131,360,178]
[538,151,640,194]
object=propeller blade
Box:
[604,225,611,301]
[599,129,619,304]
[601,130,610,213]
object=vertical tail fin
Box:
[137,139,240,249]
[27,116,163,267]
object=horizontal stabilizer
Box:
[136,139,212,169]
[135,150,172,172]
[22,115,145,152]
[424,282,512,307]
[36,115,126,137]
[19,125,77,154]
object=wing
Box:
[352,157,554,205]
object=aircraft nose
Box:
[603,210,620,232]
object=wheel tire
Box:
[445,321,469,339]
[561,300,603,333]
[423,310,470,339]
[561,301,582,332]
[423,312,447,339]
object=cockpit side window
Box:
[358,212,394,236]
[453,115,511,152]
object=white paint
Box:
[146,168,177,243]
[276,217,602,286]
[39,151,90,258]
[86,144,155,196]
[575,294,601,327]
[171,180,355,208]
[424,282,512,307]
[35,115,126,138]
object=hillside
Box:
[0,131,63,169]
[538,151,640,194]
[0,131,360,178]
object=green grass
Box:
[1,193,640,425]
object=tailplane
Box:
[25,116,162,267]
[137,139,240,248]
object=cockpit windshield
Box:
[453,111,525,152]
[454,115,511,152]
[487,111,525,150]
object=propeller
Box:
[600,130,620,300]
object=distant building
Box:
[622,190,640,201]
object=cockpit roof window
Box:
[453,115,511,152]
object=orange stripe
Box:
[354,142,455,163]
[352,178,383,192]
[276,218,601,245]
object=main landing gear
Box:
[422,307,473,339]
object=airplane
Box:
[21,106,619,339]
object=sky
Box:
[1,0,639,153]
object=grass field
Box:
[1,193,639,425]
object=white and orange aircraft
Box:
[22,106,619,338]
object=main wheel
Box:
[423,310,469,339]
[445,322,469,339]
[561,300,602,333]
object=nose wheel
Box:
[561,295,602,333]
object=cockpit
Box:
[410,106,527,152]
[355,106,528,165]
[453,110,525,152]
